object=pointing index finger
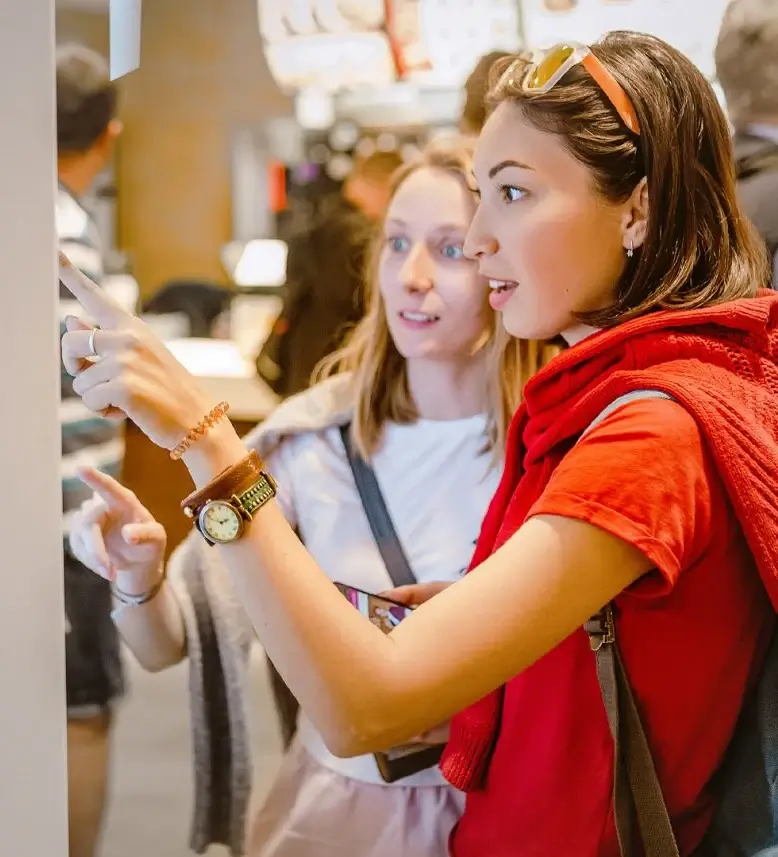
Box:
[78,466,137,510]
[59,251,129,329]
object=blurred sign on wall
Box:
[259,0,396,90]
[258,0,521,93]
[392,0,520,87]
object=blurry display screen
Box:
[264,32,397,91]
[258,0,385,39]
[259,1,396,90]
[388,0,520,86]
[260,0,729,94]
[521,0,731,80]
[258,0,520,92]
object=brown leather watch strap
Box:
[181,450,265,517]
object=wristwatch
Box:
[181,451,277,545]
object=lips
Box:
[488,278,519,294]
[399,310,440,323]
[487,278,519,311]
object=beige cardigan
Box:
[169,375,354,855]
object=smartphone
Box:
[333,582,413,634]
[333,581,445,783]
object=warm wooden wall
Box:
[56,8,109,54]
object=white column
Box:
[0,0,69,853]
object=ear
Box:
[94,119,122,157]
[106,118,123,141]
[620,176,649,251]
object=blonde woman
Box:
[66,139,552,857]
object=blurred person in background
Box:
[716,0,778,287]
[142,279,234,339]
[56,43,126,857]
[460,50,513,137]
[66,138,555,857]
[257,150,403,398]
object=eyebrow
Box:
[488,159,535,179]
[385,219,468,233]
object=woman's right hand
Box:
[69,466,167,594]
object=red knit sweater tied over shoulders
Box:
[443,293,778,857]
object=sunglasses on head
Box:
[502,42,641,136]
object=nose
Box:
[399,244,434,293]
[464,207,499,260]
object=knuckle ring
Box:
[88,328,98,357]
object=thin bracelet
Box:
[111,565,167,607]
[170,401,230,461]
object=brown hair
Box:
[316,137,554,459]
[351,149,405,184]
[488,32,770,326]
[461,50,513,134]
[56,44,118,155]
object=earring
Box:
[627,239,634,259]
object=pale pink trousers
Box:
[249,740,465,857]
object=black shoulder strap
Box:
[582,390,680,857]
[339,423,417,588]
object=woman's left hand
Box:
[59,253,214,451]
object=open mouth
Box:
[488,279,519,294]
[399,310,441,324]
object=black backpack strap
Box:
[339,423,417,588]
[582,391,681,857]
[586,607,680,857]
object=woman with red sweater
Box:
[60,32,778,857]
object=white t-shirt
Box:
[268,414,500,786]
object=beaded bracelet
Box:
[170,401,230,461]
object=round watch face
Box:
[199,500,243,544]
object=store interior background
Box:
[53,1,733,854]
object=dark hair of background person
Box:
[142,281,234,339]
[56,43,118,154]
[351,150,405,184]
[342,149,405,221]
[257,149,404,399]
[461,50,513,134]
[488,31,770,326]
